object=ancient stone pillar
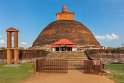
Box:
[7,32,12,48]
[14,31,19,64]
[14,49,19,64]
[6,27,19,65]
[7,32,12,64]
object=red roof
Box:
[51,39,76,48]
[53,39,75,45]
[51,44,75,48]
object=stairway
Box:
[46,51,88,70]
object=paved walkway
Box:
[22,70,115,83]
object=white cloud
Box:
[0,35,6,47]
[0,39,5,44]
[0,39,6,47]
[21,42,28,45]
[20,41,30,48]
[95,33,119,40]
[111,33,119,39]
[95,35,106,40]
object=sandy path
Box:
[22,70,114,83]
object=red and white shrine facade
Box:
[51,39,77,51]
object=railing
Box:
[35,58,68,73]
[84,60,103,74]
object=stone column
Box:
[7,32,12,48]
[7,32,12,64]
[14,49,19,64]
[66,47,67,51]
[7,49,12,64]
[14,31,19,64]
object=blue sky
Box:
[0,0,124,48]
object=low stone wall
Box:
[0,50,7,59]
[0,50,48,59]
[85,49,124,64]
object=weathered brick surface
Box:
[32,20,100,47]
[0,50,48,59]
[56,13,74,21]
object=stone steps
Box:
[67,57,87,59]
[46,51,88,69]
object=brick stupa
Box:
[32,6,101,50]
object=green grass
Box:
[0,63,35,83]
[0,63,124,83]
[105,64,124,83]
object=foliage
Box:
[0,47,6,50]
[106,47,114,50]
[105,64,124,83]
[19,47,26,50]
[0,63,34,83]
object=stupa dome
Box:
[32,6,100,49]
[32,20,100,47]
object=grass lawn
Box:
[105,64,124,83]
[0,63,124,83]
[0,63,35,83]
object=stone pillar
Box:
[6,27,19,65]
[59,47,60,51]
[7,32,12,48]
[14,32,18,48]
[66,47,67,51]
[53,48,55,51]
[14,49,19,64]
[14,31,19,64]
[7,49,12,64]
[7,32,12,64]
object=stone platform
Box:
[46,51,88,69]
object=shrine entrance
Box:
[55,46,72,51]
[51,39,77,51]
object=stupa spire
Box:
[56,6,74,21]
[62,6,68,13]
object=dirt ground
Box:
[22,70,115,83]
